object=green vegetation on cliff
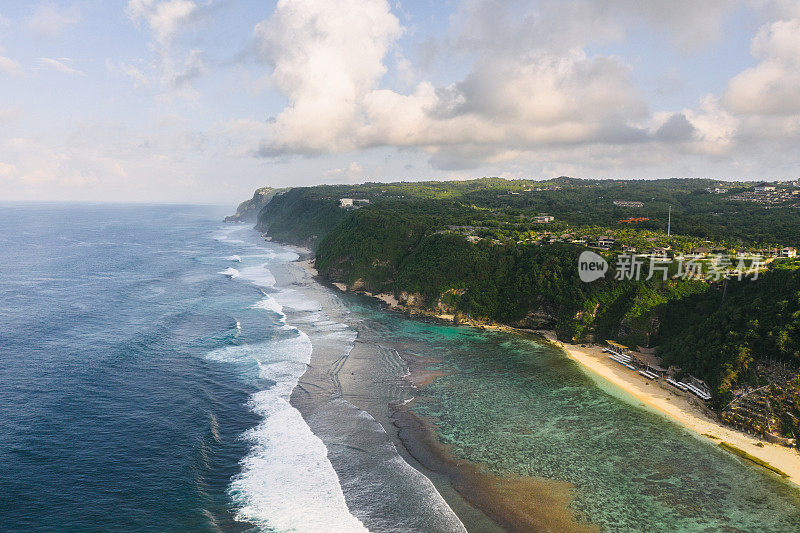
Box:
[658,259,800,406]
[255,187,348,246]
[245,178,800,427]
[224,186,288,223]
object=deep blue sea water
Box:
[0,204,367,532]
[0,204,271,531]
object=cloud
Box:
[653,113,696,142]
[38,57,84,76]
[121,62,150,88]
[0,134,125,187]
[612,0,739,50]
[0,45,22,75]
[0,54,21,75]
[682,96,739,155]
[125,0,208,98]
[0,161,16,180]
[443,0,738,58]
[170,48,205,88]
[244,0,800,176]
[254,0,402,154]
[723,17,800,116]
[126,0,198,46]
[27,2,81,37]
[252,0,656,169]
[324,162,366,182]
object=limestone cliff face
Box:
[224,187,287,223]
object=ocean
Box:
[0,204,460,532]
[1,203,798,532]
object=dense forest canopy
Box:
[251,177,800,429]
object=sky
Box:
[1,0,799,204]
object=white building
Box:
[754,183,776,192]
[613,200,644,207]
[339,198,354,207]
[533,215,554,223]
[779,247,797,258]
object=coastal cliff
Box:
[238,179,800,440]
[224,186,288,223]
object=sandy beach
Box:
[539,332,800,488]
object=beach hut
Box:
[606,340,630,356]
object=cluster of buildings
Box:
[603,342,713,400]
[760,247,798,258]
[729,183,800,206]
[613,200,644,208]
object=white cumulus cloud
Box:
[254,0,402,155]
[723,17,800,116]
[38,57,84,76]
[252,0,653,168]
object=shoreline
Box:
[542,332,800,488]
[291,253,800,490]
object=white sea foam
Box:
[263,249,300,263]
[234,251,297,262]
[212,226,247,244]
[226,255,242,263]
[212,235,460,531]
[237,263,276,288]
[272,288,323,313]
[307,396,468,532]
[218,267,240,279]
[207,332,367,532]
[250,295,286,324]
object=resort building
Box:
[754,182,776,192]
[779,247,797,258]
[613,200,644,207]
[339,198,370,209]
[597,236,615,247]
[533,215,554,223]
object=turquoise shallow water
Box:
[345,303,800,532]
